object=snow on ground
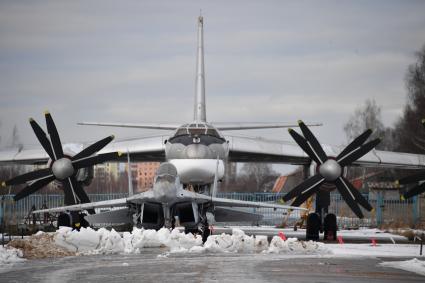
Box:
[2,227,423,261]
[224,226,408,242]
[0,246,25,265]
[380,258,425,276]
[326,243,423,258]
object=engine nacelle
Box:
[173,201,199,228]
[140,202,164,230]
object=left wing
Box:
[226,135,425,169]
[0,135,167,165]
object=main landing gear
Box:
[306,191,338,241]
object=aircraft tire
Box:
[306,213,321,241]
[323,213,337,241]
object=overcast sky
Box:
[1,0,424,155]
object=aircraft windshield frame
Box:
[173,123,223,138]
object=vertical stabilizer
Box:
[194,16,207,122]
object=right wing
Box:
[212,122,322,131]
[226,135,425,169]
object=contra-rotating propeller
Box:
[396,119,425,199]
[2,111,122,207]
[282,120,381,218]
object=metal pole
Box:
[2,221,4,247]
[421,233,424,256]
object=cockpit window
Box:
[173,123,222,138]
[188,128,205,136]
[175,128,188,136]
[206,128,219,137]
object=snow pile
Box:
[54,227,330,255]
[186,229,328,255]
[8,231,75,259]
[126,227,202,253]
[267,236,329,254]
[54,226,202,254]
[0,246,25,264]
[380,258,425,276]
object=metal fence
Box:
[0,192,422,228]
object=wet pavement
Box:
[0,249,424,283]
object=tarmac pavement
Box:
[0,249,423,283]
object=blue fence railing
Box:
[0,192,421,228]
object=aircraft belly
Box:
[169,159,224,184]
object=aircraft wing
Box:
[226,135,425,169]
[189,191,307,211]
[96,135,167,162]
[33,190,156,214]
[0,143,83,165]
[78,122,180,130]
[33,197,129,213]
[0,135,167,165]
[212,122,322,131]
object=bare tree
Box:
[343,99,394,150]
[239,163,278,192]
[394,44,425,153]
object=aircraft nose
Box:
[184,144,212,159]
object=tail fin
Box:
[194,16,207,122]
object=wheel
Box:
[323,213,337,241]
[306,213,321,241]
[57,213,71,228]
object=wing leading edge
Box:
[227,135,425,169]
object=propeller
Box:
[282,120,380,218]
[2,111,122,208]
[396,119,425,199]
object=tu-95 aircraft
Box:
[2,16,425,239]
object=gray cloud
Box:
[0,0,424,150]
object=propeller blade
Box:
[334,177,364,218]
[340,177,373,211]
[62,177,80,205]
[288,129,322,164]
[338,138,381,167]
[72,135,115,161]
[290,186,319,207]
[13,175,56,201]
[29,118,55,160]
[397,172,425,185]
[298,120,328,164]
[6,168,53,186]
[72,152,122,169]
[336,129,373,161]
[282,174,325,202]
[68,177,95,214]
[45,111,64,159]
[403,182,425,199]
